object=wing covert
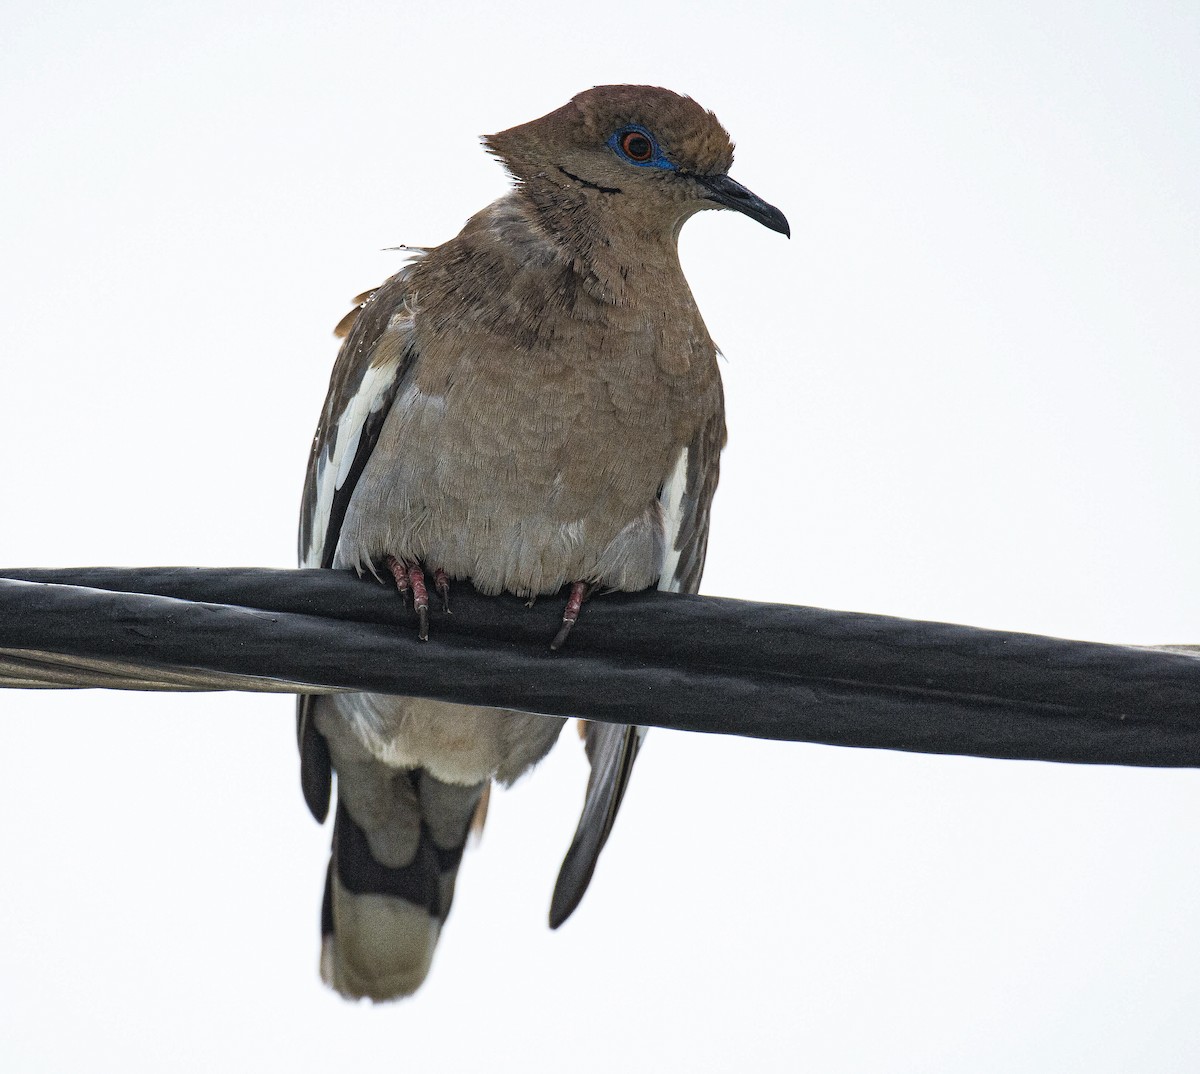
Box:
[299,263,421,570]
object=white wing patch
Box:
[302,353,408,569]
[657,446,689,594]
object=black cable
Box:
[2,566,1198,768]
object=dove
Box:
[296,84,788,1000]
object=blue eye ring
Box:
[608,125,675,170]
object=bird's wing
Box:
[549,410,725,927]
[298,268,421,572]
[297,264,421,823]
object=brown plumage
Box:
[296,85,788,1001]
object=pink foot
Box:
[384,555,439,641]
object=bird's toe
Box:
[550,581,590,651]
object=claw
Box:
[550,581,589,651]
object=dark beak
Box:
[695,173,790,237]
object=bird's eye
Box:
[620,131,654,162]
[607,125,672,170]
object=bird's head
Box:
[484,85,790,240]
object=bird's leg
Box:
[550,581,590,651]
[433,568,451,613]
[383,555,431,641]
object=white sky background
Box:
[2,0,1198,1070]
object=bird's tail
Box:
[319,766,486,1001]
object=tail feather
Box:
[549,722,644,928]
[320,771,484,1001]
